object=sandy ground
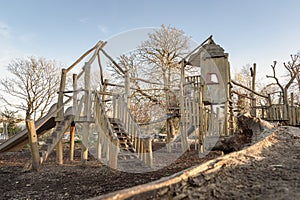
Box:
[121,126,300,200]
[1,124,299,200]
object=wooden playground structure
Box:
[0,36,299,171]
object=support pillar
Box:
[69,123,75,161]
[26,119,40,171]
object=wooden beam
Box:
[66,40,105,73]
[180,35,213,63]
[100,49,125,75]
[231,90,255,100]
[231,80,268,99]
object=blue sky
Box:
[1,0,300,79]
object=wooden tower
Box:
[186,36,234,136]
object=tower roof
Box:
[186,36,227,66]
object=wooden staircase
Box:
[109,118,150,173]
[110,118,135,154]
[39,115,75,163]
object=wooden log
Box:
[69,124,75,161]
[198,85,204,153]
[72,74,78,115]
[100,49,125,75]
[139,139,144,160]
[143,137,153,167]
[56,68,67,165]
[97,132,102,161]
[124,70,130,107]
[137,137,141,159]
[231,80,268,99]
[26,120,40,171]
[66,40,104,73]
[81,123,89,163]
[82,62,91,163]
[113,96,117,119]
[250,63,257,117]
[56,139,63,165]
[109,138,119,169]
[290,93,294,125]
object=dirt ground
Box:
[118,126,299,200]
[0,142,221,200]
[1,126,299,200]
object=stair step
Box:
[46,138,53,144]
[40,144,48,151]
[52,131,58,138]
[115,130,127,134]
[120,143,129,147]
[116,133,128,137]
[118,153,138,160]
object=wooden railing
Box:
[94,93,119,169]
[289,106,300,126]
[112,95,152,167]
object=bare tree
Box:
[137,24,190,137]
[266,55,300,118]
[137,24,190,90]
[0,57,61,120]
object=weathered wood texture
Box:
[26,120,40,171]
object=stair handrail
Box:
[114,95,144,139]
[94,93,117,139]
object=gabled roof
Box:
[183,36,227,67]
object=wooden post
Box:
[267,94,272,120]
[198,85,204,153]
[124,70,130,107]
[26,119,40,171]
[113,95,117,119]
[139,138,144,160]
[109,137,119,170]
[82,62,91,163]
[283,88,288,120]
[97,132,102,161]
[144,137,153,167]
[102,79,108,103]
[278,92,282,104]
[69,122,75,161]
[250,63,257,117]
[57,140,63,165]
[179,61,189,152]
[290,92,294,125]
[56,68,67,165]
[73,74,78,115]
[216,107,221,135]
[106,137,110,162]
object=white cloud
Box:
[79,18,88,24]
[18,33,37,43]
[0,21,11,38]
[97,25,108,34]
